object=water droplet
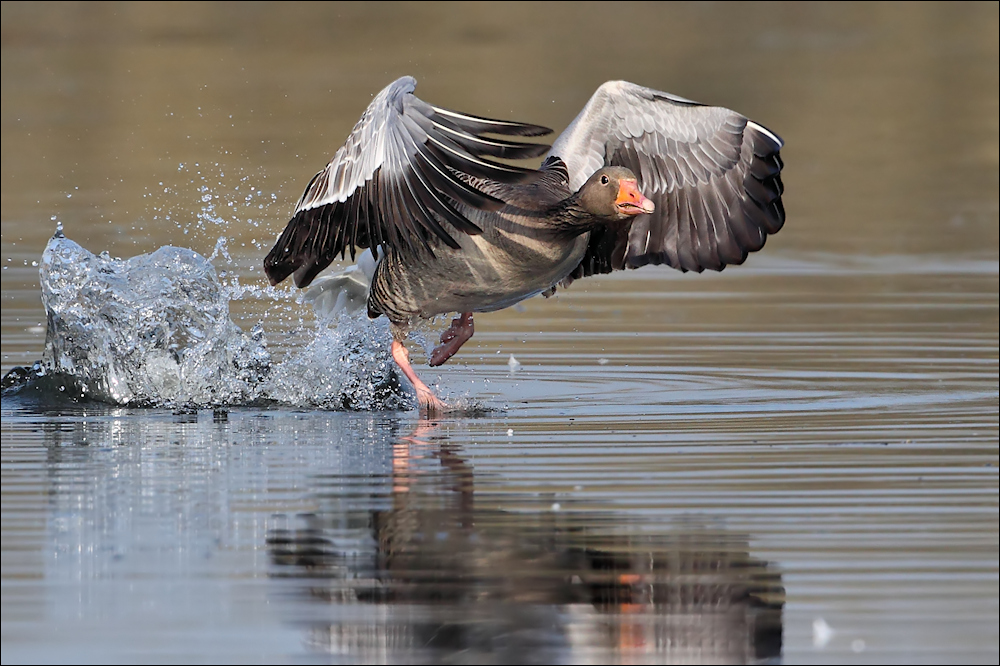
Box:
[812,618,835,648]
[507,354,521,373]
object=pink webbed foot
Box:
[391,340,447,416]
[429,313,474,367]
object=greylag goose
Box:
[265,77,785,414]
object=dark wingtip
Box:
[263,205,340,290]
[293,263,322,289]
[742,123,786,242]
[263,250,292,286]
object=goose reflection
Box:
[268,421,783,663]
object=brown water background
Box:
[2,2,998,663]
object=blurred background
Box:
[2,2,997,264]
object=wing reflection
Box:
[268,420,783,663]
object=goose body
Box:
[367,160,591,322]
[265,77,785,413]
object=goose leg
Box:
[391,340,446,415]
[429,312,474,367]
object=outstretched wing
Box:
[264,76,551,288]
[551,80,784,282]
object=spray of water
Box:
[4,230,408,410]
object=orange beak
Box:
[615,179,656,215]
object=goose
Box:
[264,77,785,414]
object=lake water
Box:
[2,3,997,663]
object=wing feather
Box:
[265,76,552,288]
[551,80,785,281]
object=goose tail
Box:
[303,248,381,320]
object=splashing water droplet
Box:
[7,234,409,411]
[507,354,521,373]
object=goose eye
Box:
[600,175,609,185]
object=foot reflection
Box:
[268,420,783,663]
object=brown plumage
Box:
[264,77,785,414]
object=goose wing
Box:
[264,76,551,288]
[551,80,785,283]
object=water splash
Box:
[263,319,405,411]
[4,231,406,410]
